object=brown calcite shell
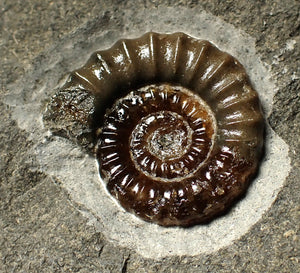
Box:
[44,32,264,227]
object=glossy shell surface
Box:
[45,32,264,226]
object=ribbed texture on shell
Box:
[52,32,264,226]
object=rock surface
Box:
[0,0,299,272]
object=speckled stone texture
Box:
[0,0,299,272]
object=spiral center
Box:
[136,111,193,161]
[125,84,217,181]
[149,128,186,160]
[99,83,217,182]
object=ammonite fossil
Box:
[44,32,264,227]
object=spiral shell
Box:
[44,32,264,227]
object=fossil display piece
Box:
[44,32,264,226]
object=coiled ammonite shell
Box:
[44,32,264,227]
